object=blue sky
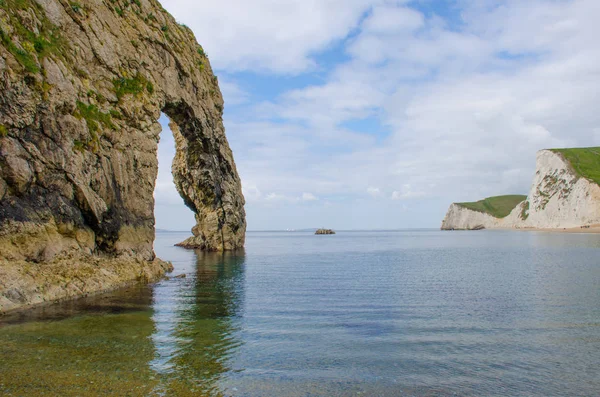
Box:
[154,0,600,231]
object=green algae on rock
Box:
[0,0,246,313]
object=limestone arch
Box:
[0,0,246,266]
[160,101,246,252]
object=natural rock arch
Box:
[0,0,245,311]
[164,101,245,252]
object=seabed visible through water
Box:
[1,230,600,396]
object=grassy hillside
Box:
[456,195,527,218]
[550,147,600,185]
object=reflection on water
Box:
[0,239,246,396]
[1,230,600,396]
[150,250,245,395]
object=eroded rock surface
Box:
[0,0,245,312]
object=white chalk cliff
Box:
[441,149,600,230]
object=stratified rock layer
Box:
[0,0,245,312]
[441,149,600,230]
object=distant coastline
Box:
[442,148,600,231]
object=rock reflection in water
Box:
[150,250,246,396]
[0,248,246,396]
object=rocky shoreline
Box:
[0,254,173,315]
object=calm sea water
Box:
[1,230,600,396]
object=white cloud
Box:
[242,184,262,201]
[234,0,599,208]
[265,193,288,202]
[259,192,319,204]
[367,187,382,197]
[361,5,424,34]
[391,185,426,200]
[302,192,318,201]
[161,0,401,73]
[219,79,249,106]
[157,0,600,230]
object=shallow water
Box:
[1,230,600,396]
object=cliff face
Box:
[0,0,245,312]
[441,203,503,230]
[442,149,600,230]
[522,150,600,228]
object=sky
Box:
[154,0,600,231]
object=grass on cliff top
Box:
[550,147,600,186]
[456,195,527,219]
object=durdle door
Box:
[0,0,246,313]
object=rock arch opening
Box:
[154,113,195,233]
[156,101,246,252]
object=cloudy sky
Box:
[154,0,600,231]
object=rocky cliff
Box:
[441,148,600,230]
[0,0,245,312]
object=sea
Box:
[1,230,599,396]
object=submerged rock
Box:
[0,0,245,312]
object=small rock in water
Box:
[315,229,336,235]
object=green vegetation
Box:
[113,73,152,100]
[0,124,8,137]
[75,68,89,79]
[74,101,116,152]
[0,0,70,73]
[3,0,28,10]
[0,29,39,73]
[75,101,115,132]
[73,140,86,153]
[70,1,82,12]
[85,89,107,104]
[109,109,122,119]
[457,195,527,219]
[520,200,530,220]
[551,147,600,186]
